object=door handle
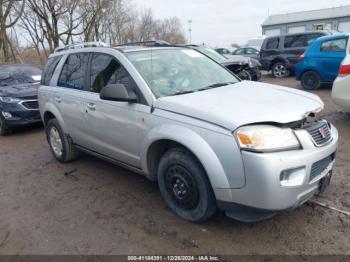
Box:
[55,96,62,103]
[87,102,96,111]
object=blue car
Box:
[296,34,349,90]
[0,64,42,135]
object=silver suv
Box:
[39,42,338,222]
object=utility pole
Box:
[188,20,192,44]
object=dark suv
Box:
[0,64,42,135]
[260,32,327,77]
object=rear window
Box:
[284,34,308,48]
[320,38,347,52]
[284,33,325,48]
[58,53,89,90]
[41,56,62,86]
[265,37,279,49]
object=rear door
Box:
[81,52,141,167]
[55,52,90,145]
[318,37,348,82]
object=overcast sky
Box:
[134,0,349,47]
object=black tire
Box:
[237,69,252,81]
[301,71,321,90]
[157,147,216,222]
[45,118,79,162]
[0,114,11,136]
[272,62,289,78]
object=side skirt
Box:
[74,144,146,176]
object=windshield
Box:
[126,48,238,97]
[194,47,227,63]
[0,65,42,87]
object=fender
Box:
[41,101,68,134]
[140,124,232,190]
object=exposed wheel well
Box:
[43,111,56,126]
[147,140,201,181]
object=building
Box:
[262,5,350,36]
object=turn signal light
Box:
[339,65,350,77]
[297,54,305,61]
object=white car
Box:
[332,44,350,110]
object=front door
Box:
[82,53,141,167]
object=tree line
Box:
[0,0,187,65]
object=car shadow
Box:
[7,123,44,136]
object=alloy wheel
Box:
[49,126,63,158]
[273,64,287,78]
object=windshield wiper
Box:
[171,82,235,96]
[171,90,196,96]
[198,82,235,91]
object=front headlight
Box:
[248,58,261,68]
[235,125,301,152]
[0,97,20,103]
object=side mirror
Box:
[100,84,138,102]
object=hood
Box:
[154,81,323,130]
[0,83,39,99]
[223,55,250,65]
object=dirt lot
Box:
[0,75,349,255]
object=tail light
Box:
[339,65,350,77]
[297,54,305,61]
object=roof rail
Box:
[54,41,109,53]
[115,40,171,47]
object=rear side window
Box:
[89,53,137,94]
[58,53,89,90]
[41,56,62,86]
[284,35,308,48]
[320,38,347,52]
[265,37,279,49]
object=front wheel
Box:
[272,62,289,78]
[157,147,216,222]
[301,71,321,90]
[237,69,252,81]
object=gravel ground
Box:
[0,75,349,255]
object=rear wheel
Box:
[301,71,321,90]
[46,118,79,162]
[157,147,216,222]
[272,62,289,78]
[0,114,11,136]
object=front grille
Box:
[21,100,39,110]
[304,121,332,146]
[310,154,334,182]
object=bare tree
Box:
[0,0,25,62]
[12,0,187,65]
[25,0,82,52]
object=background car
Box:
[260,32,328,78]
[232,47,260,59]
[0,64,42,135]
[332,43,350,110]
[193,46,261,81]
[296,34,349,90]
[215,47,234,56]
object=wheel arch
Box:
[41,103,68,134]
[270,58,288,70]
[141,125,231,191]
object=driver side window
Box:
[90,53,136,94]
